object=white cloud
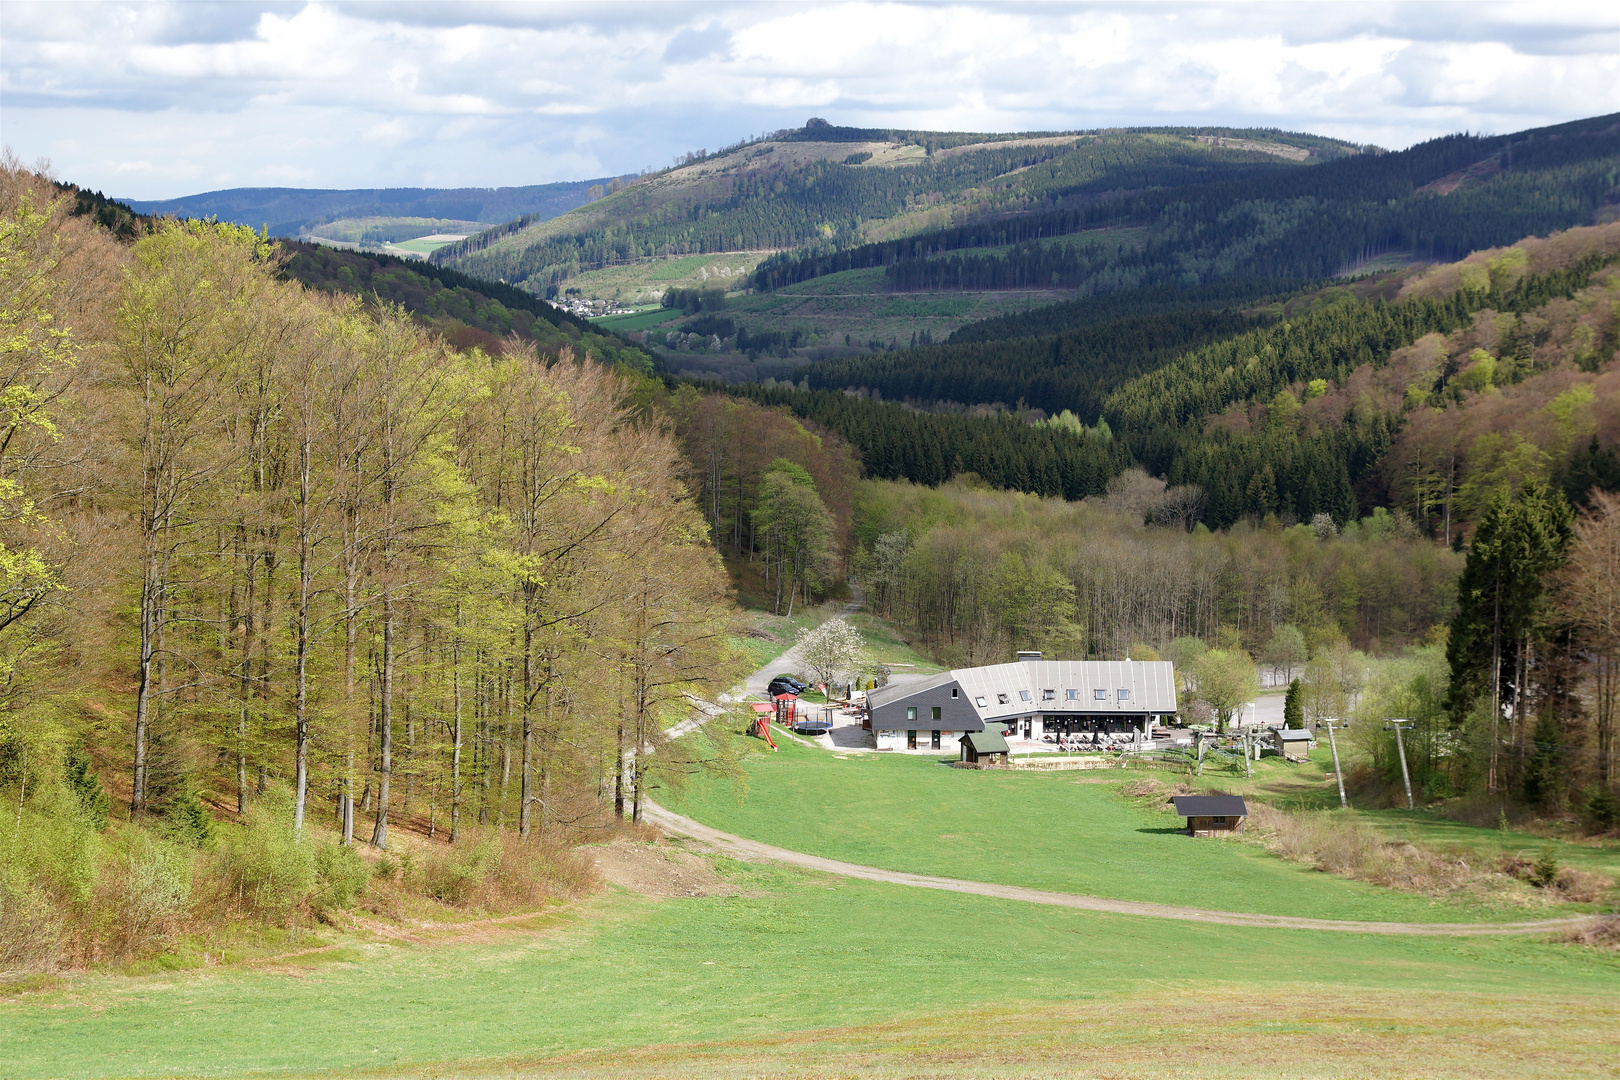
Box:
[1,1,1614,198]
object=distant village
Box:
[547,294,635,319]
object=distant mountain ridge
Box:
[119,181,620,237]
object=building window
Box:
[1212,816,1227,824]
[1041,689,1055,701]
[1019,690,1032,702]
[997,693,1010,704]
[1065,689,1079,700]
[931,706,941,721]
[907,707,917,721]
[1117,689,1130,701]
[951,688,959,698]
[1093,689,1107,700]
[975,696,987,707]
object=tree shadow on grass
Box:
[1136,826,1188,835]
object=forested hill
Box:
[696,224,1620,534]
[281,242,656,372]
[751,114,1620,296]
[120,181,615,238]
[434,124,1348,293]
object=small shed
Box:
[1171,794,1249,837]
[1273,727,1314,761]
[960,729,1010,766]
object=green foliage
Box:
[661,286,726,314]
[63,749,110,831]
[311,843,370,911]
[1581,784,1619,835]
[1521,710,1564,811]
[1284,679,1304,729]
[801,307,1258,421]
[1446,484,1574,721]
[159,790,216,849]
[1195,649,1260,732]
[216,788,316,919]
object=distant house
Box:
[864,651,1178,752]
[959,729,1010,766]
[1171,794,1249,836]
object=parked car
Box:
[768,675,806,697]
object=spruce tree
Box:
[1284,678,1304,729]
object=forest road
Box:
[640,802,1604,938]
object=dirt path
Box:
[641,803,1602,938]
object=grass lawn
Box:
[6,852,1616,1079]
[592,307,681,332]
[664,735,1610,923]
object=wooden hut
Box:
[1273,727,1314,762]
[960,729,1010,767]
[1170,794,1249,836]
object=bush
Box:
[312,844,369,912]
[0,881,63,973]
[100,829,193,959]
[215,788,314,920]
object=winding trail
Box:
[642,802,1602,937]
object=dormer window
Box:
[1041,689,1055,701]
[975,696,987,707]
[1019,690,1032,702]
[1065,689,1079,700]
[1117,689,1130,701]
[1093,689,1107,700]
[996,693,1010,705]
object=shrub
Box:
[0,881,63,973]
[311,844,369,912]
[99,829,193,959]
[215,789,315,920]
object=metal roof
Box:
[868,659,1178,723]
[1275,728,1314,741]
[1171,795,1249,818]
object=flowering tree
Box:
[796,619,867,687]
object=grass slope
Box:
[664,736,1604,923]
[6,854,1616,1079]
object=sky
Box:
[2,1,1616,200]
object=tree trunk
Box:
[370,586,395,848]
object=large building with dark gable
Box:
[865,651,1178,751]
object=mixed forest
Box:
[0,163,744,968]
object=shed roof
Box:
[1171,795,1249,818]
[962,730,1010,755]
[1275,728,1314,742]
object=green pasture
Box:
[591,307,679,332]
[6,853,1616,1079]
[388,236,462,254]
[664,735,1609,923]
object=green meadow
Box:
[6,853,1617,1080]
[664,734,1614,923]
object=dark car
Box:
[768,675,807,697]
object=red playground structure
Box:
[749,702,778,751]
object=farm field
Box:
[5,848,1616,1080]
[591,306,682,333]
[665,734,1616,923]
